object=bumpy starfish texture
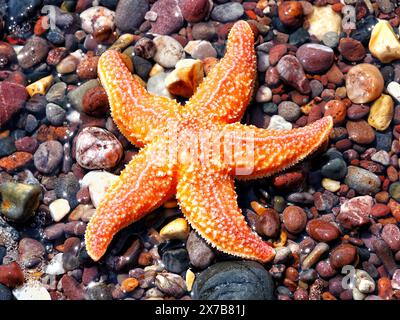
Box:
[85,21,333,263]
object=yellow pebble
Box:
[369,20,400,64]
[185,269,196,291]
[322,178,341,193]
[368,94,394,131]
[149,64,164,77]
[160,217,190,240]
[110,34,135,51]
[250,201,267,216]
[26,75,53,97]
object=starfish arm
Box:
[182,20,256,124]
[176,167,275,263]
[223,116,333,179]
[85,141,176,261]
[98,50,180,147]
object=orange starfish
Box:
[85,21,333,263]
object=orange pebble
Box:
[121,278,139,293]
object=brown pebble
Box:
[282,206,307,234]
[278,1,304,28]
[306,219,341,242]
[338,38,366,62]
[329,243,357,269]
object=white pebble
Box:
[355,269,375,294]
[267,115,292,131]
[49,199,70,222]
[13,282,51,300]
[387,81,400,103]
[81,171,118,208]
[45,253,66,275]
[256,85,272,103]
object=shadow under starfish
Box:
[85,20,333,263]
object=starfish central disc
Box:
[85,20,333,263]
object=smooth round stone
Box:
[0,137,16,158]
[256,85,272,103]
[0,262,24,288]
[282,206,307,234]
[115,0,148,32]
[323,100,346,125]
[277,101,301,122]
[346,64,384,104]
[186,231,215,269]
[75,127,123,170]
[256,208,280,238]
[82,86,109,116]
[389,182,400,202]
[34,141,64,174]
[17,36,49,69]
[211,3,244,23]
[329,244,357,269]
[346,120,375,145]
[54,174,80,208]
[306,219,341,242]
[321,158,347,180]
[67,79,99,111]
[46,103,66,126]
[149,0,184,35]
[46,82,67,105]
[49,199,70,222]
[278,1,303,28]
[267,115,292,131]
[296,43,334,74]
[192,261,274,300]
[178,0,210,23]
[276,55,310,94]
[345,166,381,196]
[338,38,365,62]
[153,36,184,68]
[0,183,41,223]
[80,6,115,34]
[306,5,342,41]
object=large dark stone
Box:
[192,261,275,300]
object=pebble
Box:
[17,36,49,69]
[192,261,274,300]
[278,101,301,122]
[12,282,51,300]
[267,115,292,131]
[337,195,373,229]
[46,103,67,126]
[256,207,280,238]
[0,137,15,158]
[371,150,390,166]
[0,182,41,223]
[179,0,210,23]
[381,224,400,251]
[67,79,99,112]
[387,82,400,103]
[165,59,204,98]
[49,199,71,222]
[186,231,215,269]
[0,82,29,127]
[389,182,400,202]
[329,244,357,269]
[346,64,384,104]
[344,166,381,196]
[80,6,115,35]
[77,55,99,80]
[373,239,397,276]
[149,0,184,35]
[256,85,272,103]
[322,32,339,48]
[153,36,184,68]
[46,82,67,105]
[322,178,341,192]
[61,274,86,300]
[82,86,109,116]
[34,141,64,174]
[306,219,341,242]
[45,253,66,275]
[302,242,330,269]
[306,5,342,41]
[278,1,303,28]
[355,269,375,294]
[211,3,244,23]
[18,238,45,268]
[86,284,113,300]
[160,218,189,240]
[369,20,400,64]
[282,206,306,234]
[276,55,310,94]
[346,120,375,145]
[321,157,347,180]
[162,248,189,274]
[115,0,148,32]
[75,127,123,170]
[391,269,400,290]
[80,171,118,208]
[368,94,394,131]
[0,262,24,288]
[155,273,187,298]
[338,38,365,62]
[147,72,173,98]
[296,43,334,74]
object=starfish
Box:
[85,20,333,263]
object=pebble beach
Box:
[0,0,400,301]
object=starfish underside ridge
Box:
[85,21,333,263]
